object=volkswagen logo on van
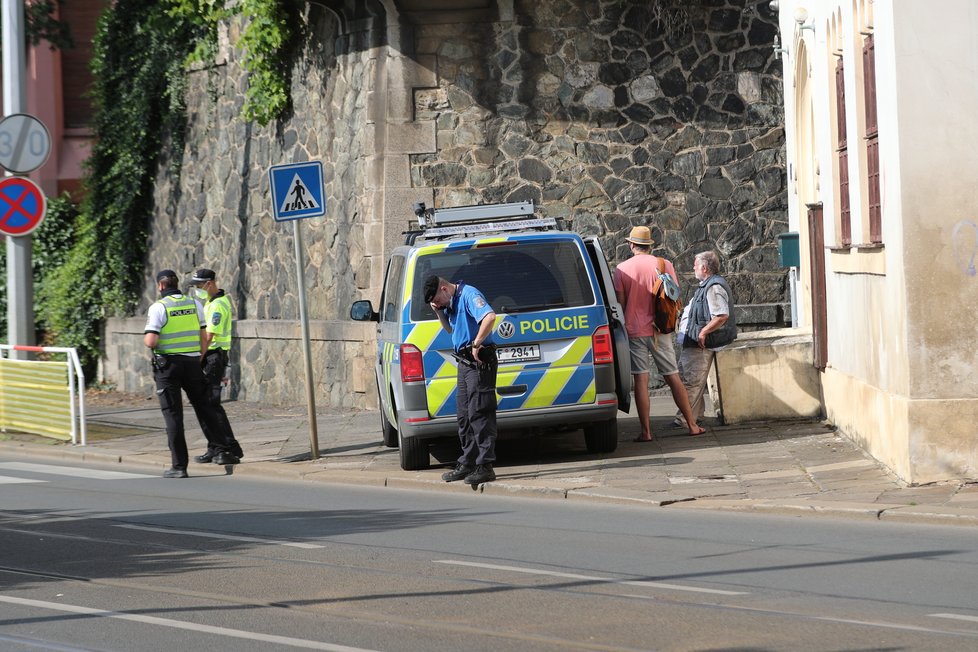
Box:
[496,318,516,340]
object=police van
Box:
[350,200,631,470]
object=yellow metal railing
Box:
[0,345,87,444]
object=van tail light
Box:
[400,344,425,382]
[592,325,614,365]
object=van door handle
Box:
[497,385,528,396]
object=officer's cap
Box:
[156,269,177,282]
[423,275,440,303]
[191,268,216,283]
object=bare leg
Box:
[633,372,652,439]
[663,372,704,435]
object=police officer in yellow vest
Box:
[143,270,239,478]
[189,268,243,462]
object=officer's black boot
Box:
[441,463,474,482]
[212,452,240,465]
[464,464,496,485]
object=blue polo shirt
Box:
[446,282,495,353]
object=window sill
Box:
[829,243,885,275]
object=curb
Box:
[3,440,978,527]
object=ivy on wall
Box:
[39,0,202,371]
[36,0,295,374]
[167,0,294,125]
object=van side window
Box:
[382,256,406,322]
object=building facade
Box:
[777,0,978,482]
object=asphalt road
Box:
[2,456,978,651]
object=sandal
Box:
[632,435,654,443]
[688,428,707,437]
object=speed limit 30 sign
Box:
[0,113,51,174]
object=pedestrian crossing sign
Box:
[268,161,326,221]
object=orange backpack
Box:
[650,257,682,334]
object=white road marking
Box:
[931,613,978,624]
[0,462,154,480]
[113,523,324,549]
[721,603,972,636]
[0,475,44,484]
[434,560,748,596]
[0,595,376,651]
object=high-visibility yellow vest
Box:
[154,295,202,355]
[204,294,233,350]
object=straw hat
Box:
[625,226,653,246]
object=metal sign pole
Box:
[268,160,324,461]
[293,219,320,460]
[3,0,34,360]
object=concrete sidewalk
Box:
[3,393,978,527]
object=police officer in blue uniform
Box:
[143,270,239,478]
[425,275,499,485]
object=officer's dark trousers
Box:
[455,350,498,466]
[200,349,243,457]
[153,355,231,469]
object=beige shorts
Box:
[628,334,678,377]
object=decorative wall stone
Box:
[409,0,788,313]
[104,0,791,408]
[115,6,380,406]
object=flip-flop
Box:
[688,428,707,437]
[632,436,654,443]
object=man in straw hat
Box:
[613,226,705,441]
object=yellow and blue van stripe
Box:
[380,233,609,420]
[378,340,398,424]
[398,306,605,418]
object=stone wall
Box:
[410,0,787,316]
[144,7,377,321]
[102,0,789,407]
[113,5,383,405]
[104,317,375,408]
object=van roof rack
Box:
[407,200,559,244]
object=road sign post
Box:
[268,161,326,460]
[3,0,34,359]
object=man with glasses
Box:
[675,251,737,429]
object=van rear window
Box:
[411,240,595,320]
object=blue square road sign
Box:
[268,161,326,221]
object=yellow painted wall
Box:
[779,0,978,483]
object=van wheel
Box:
[381,410,398,448]
[398,426,430,470]
[584,418,618,454]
